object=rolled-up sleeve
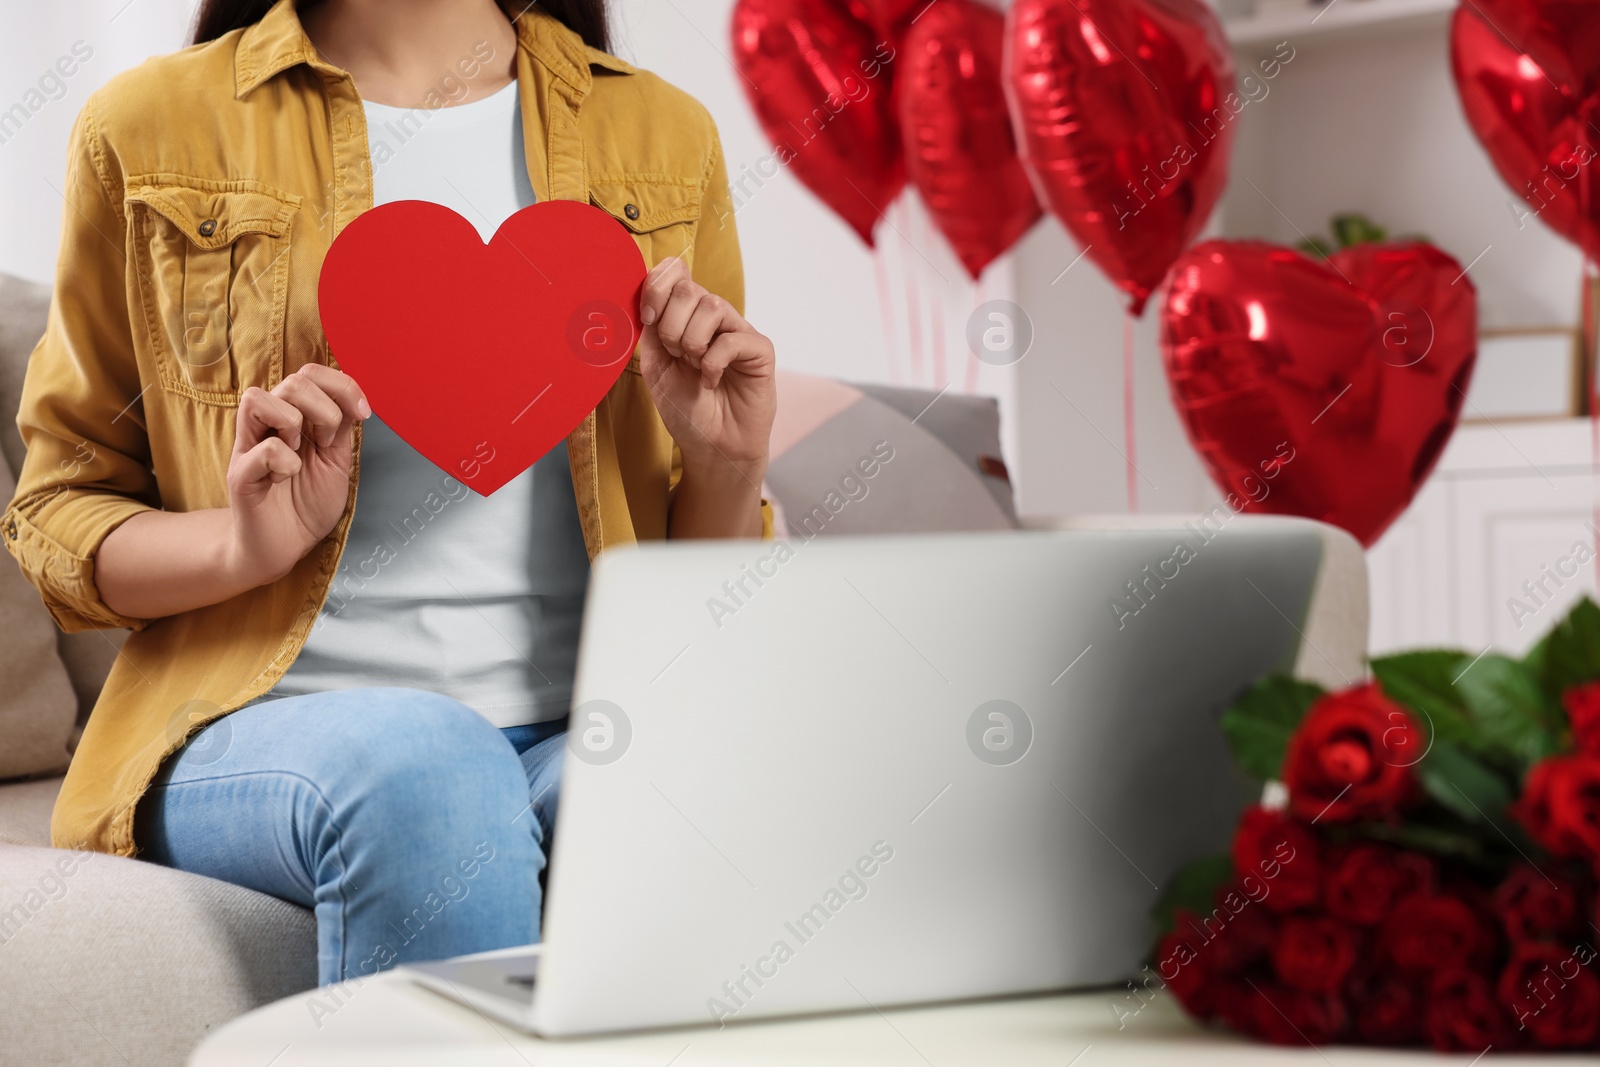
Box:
[3,96,157,632]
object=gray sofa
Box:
[0,273,321,1066]
[0,268,1074,1065]
[0,272,1369,1065]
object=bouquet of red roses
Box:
[1152,598,1600,1052]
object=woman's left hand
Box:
[637,257,776,488]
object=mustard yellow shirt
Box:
[3,0,764,856]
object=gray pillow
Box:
[766,376,1017,540]
[0,456,78,779]
[0,272,48,478]
[0,270,125,728]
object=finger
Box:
[233,436,302,490]
[698,333,747,392]
[680,294,732,361]
[639,256,689,328]
[294,363,371,424]
[272,374,346,449]
[236,386,305,454]
[656,281,708,362]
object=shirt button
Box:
[624,204,640,221]
[198,219,218,237]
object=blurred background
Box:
[3,0,1592,656]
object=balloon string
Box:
[964,273,985,394]
[872,247,900,385]
[900,202,924,384]
[1124,310,1139,512]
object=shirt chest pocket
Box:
[588,178,700,274]
[126,178,301,404]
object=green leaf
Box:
[1219,675,1325,781]
[1526,597,1600,708]
[1454,654,1563,766]
[1152,854,1233,935]
[1414,739,1516,830]
[1332,213,1387,248]
[1357,820,1488,863]
[1369,651,1478,748]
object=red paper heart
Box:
[317,200,647,495]
[1161,240,1478,547]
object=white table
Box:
[192,967,1540,1066]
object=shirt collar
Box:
[235,0,635,100]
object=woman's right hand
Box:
[224,364,370,586]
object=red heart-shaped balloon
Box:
[846,0,924,35]
[731,0,905,247]
[1161,240,1478,547]
[898,0,1042,279]
[317,200,646,496]
[1464,0,1600,96]
[1452,5,1600,262]
[1005,0,1236,315]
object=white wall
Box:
[0,0,199,284]
[9,2,1580,526]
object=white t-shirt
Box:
[272,81,590,727]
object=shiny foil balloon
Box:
[847,0,926,36]
[1005,0,1236,315]
[1452,6,1600,262]
[898,0,1043,278]
[1467,0,1600,95]
[732,0,905,247]
[1161,241,1477,547]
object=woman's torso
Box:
[270,82,590,726]
[5,0,748,854]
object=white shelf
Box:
[1224,0,1456,49]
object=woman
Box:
[3,0,775,985]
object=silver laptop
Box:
[405,518,1354,1037]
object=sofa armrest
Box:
[0,842,315,1067]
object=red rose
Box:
[1209,979,1257,1038]
[1223,980,1346,1045]
[1271,915,1359,994]
[1197,888,1276,975]
[1496,942,1600,1048]
[1282,684,1422,823]
[1512,754,1600,862]
[1324,843,1436,926]
[1351,975,1424,1045]
[1492,862,1586,942]
[1562,680,1600,756]
[1230,805,1321,913]
[1427,968,1512,1052]
[1381,895,1489,974]
[1155,919,1213,1019]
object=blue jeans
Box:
[134,687,566,986]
